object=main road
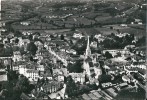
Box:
[48,48,68,66]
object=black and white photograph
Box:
[0,0,146,100]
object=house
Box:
[40,81,63,93]
[12,63,19,71]
[82,94,92,100]
[26,70,39,82]
[12,61,26,72]
[124,45,135,50]
[10,37,17,44]
[53,68,66,82]
[94,34,105,43]
[105,88,117,97]
[18,62,46,82]
[34,41,44,50]
[0,21,6,27]
[131,62,146,69]
[122,75,131,83]
[39,69,53,80]
[18,38,30,49]
[73,33,83,39]
[115,33,130,38]
[135,19,142,23]
[31,89,51,100]
[22,31,33,36]
[107,67,118,75]
[69,73,85,84]
[119,83,128,89]
[56,93,61,99]
[36,65,45,72]
[54,68,67,78]
[90,41,97,48]
[103,49,130,57]
[39,36,51,42]
[13,51,22,62]
[3,38,9,44]
[120,24,127,27]
[66,49,77,55]
[0,72,7,82]
[102,82,113,88]
[20,21,31,26]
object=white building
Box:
[13,51,22,62]
[73,33,83,39]
[69,73,85,84]
[20,21,31,26]
[26,70,39,82]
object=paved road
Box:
[48,48,68,66]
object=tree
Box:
[27,42,38,55]
[28,35,33,41]
[110,26,113,29]
[15,75,30,93]
[67,61,83,73]
[15,38,19,44]
[65,76,78,97]
[0,89,9,100]
[0,43,4,48]
[71,37,87,55]
[105,51,113,59]
[60,34,64,40]
[33,32,40,36]
[19,46,26,55]
[126,17,135,24]
[7,70,18,82]
[98,75,112,83]
[116,52,121,57]
[1,82,13,99]
[14,31,22,37]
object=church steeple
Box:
[83,36,92,76]
[85,36,91,57]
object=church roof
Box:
[85,56,92,62]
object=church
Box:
[83,36,102,80]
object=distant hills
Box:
[2,0,145,3]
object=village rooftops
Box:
[132,62,145,65]
[69,73,85,78]
[26,70,39,73]
[53,68,68,77]
[40,69,52,78]
[105,88,117,97]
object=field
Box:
[77,27,118,36]
[103,24,145,38]
[12,22,58,30]
[82,12,110,20]
[119,27,145,38]
[64,16,95,26]
[19,29,71,36]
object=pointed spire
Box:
[85,36,91,57]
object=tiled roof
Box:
[26,70,39,73]
[69,73,85,78]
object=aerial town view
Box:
[0,0,146,100]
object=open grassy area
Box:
[119,27,145,38]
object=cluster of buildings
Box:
[0,27,145,99]
[0,0,146,99]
